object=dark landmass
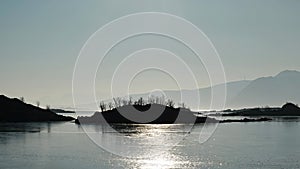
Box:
[51,108,75,114]
[222,102,300,116]
[75,104,272,124]
[220,117,272,123]
[75,104,218,124]
[0,95,74,122]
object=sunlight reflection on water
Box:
[124,152,190,169]
[82,124,196,158]
[1,122,300,169]
[82,123,219,169]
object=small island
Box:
[75,97,272,124]
[0,95,74,122]
[76,103,219,124]
[221,102,300,116]
[220,117,272,123]
[51,108,75,114]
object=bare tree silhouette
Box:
[122,98,128,106]
[113,97,122,108]
[148,95,156,104]
[19,97,25,102]
[99,101,107,112]
[136,97,145,105]
[36,101,40,107]
[178,102,186,108]
[128,96,133,105]
[94,96,189,113]
[166,99,175,108]
[108,102,114,110]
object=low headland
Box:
[0,95,74,122]
[220,102,300,116]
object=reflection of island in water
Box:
[0,122,50,133]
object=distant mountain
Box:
[72,70,299,110]
[121,80,250,110]
[0,95,74,122]
[229,70,300,108]
[124,70,300,110]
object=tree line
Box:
[99,95,188,112]
[18,95,188,112]
[19,96,50,110]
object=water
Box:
[0,120,300,169]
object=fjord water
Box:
[0,121,300,169]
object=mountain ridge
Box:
[120,70,300,110]
[229,70,300,108]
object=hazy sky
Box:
[0,0,300,107]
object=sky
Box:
[0,0,300,108]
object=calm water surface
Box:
[0,120,300,169]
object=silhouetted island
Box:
[51,109,75,114]
[220,117,272,123]
[0,95,74,122]
[222,102,300,116]
[75,103,271,124]
[75,104,219,124]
